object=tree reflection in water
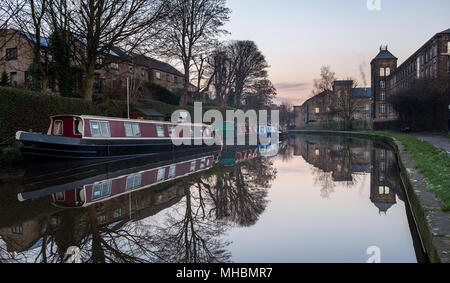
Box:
[0,156,276,263]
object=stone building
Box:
[370,29,450,126]
[0,28,188,96]
[294,80,371,128]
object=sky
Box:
[222,0,450,105]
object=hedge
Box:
[0,86,234,143]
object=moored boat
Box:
[16,115,219,161]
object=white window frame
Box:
[157,168,166,182]
[155,71,161,80]
[380,68,385,76]
[385,67,391,76]
[380,81,385,89]
[380,104,386,114]
[190,161,197,172]
[90,121,111,137]
[92,181,112,200]
[124,122,141,137]
[54,120,64,136]
[156,125,166,137]
[168,165,176,179]
[126,174,142,190]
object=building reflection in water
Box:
[0,145,276,263]
[291,135,404,214]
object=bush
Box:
[373,120,403,131]
[144,82,181,105]
[388,78,448,132]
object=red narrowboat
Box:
[51,155,215,208]
[16,115,218,161]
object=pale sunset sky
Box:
[222,0,450,105]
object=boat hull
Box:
[17,131,221,162]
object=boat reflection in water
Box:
[0,135,423,263]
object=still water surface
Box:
[0,134,420,263]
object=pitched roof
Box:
[373,48,397,60]
[134,55,184,77]
[135,108,165,117]
[333,80,353,86]
[352,88,371,98]
[439,28,450,34]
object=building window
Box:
[92,181,112,200]
[126,174,142,190]
[447,42,450,54]
[155,71,161,80]
[365,104,370,111]
[110,62,119,70]
[11,225,23,235]
[167,74,171,82]
[380,68,385,76]
[168,165,176,179]
[157,168,166,182]
[10,72,17,87]
[315,107,320,114]
[380,91,385,101]
[366,114,371,120]
[380,104,386,114]
[385,68,390,76]
[98,215,107,222]
[54,120,63,136]
[6,48,17,60]
[90,121,111,137]
[113,208,122,219]
[96,57,103,65]
[124,123,141,137]
[380,81,385,89]
[174,76,178,84]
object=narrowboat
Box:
[16,115,219,161]
[50,155,215,208]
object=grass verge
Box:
[362,131,450,211]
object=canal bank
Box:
[290,130,450,263]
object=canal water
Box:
[0,134,423,263]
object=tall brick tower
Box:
[370,46,398,121]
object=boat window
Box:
[126,174,142,190]
[55,192,65,201]
[168,126,175,138]
[124,123,141,137]
[90,121,110,137]
[168,165,176,179]
[92,181,112,200]
[156,125,165,137]
[54,120,63,136]
[190,161,197,172]
[74,118,83,135]
[157,168,166,182]
[200,158,206,169]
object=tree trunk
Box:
[180,64,190,107]
[83,63,95,101]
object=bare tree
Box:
[312,65,336,96]
[156,0,231,106]
[64,0,169,100]
[336,79,359,130]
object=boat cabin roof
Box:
[50,115,210,127]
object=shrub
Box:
[144,82,181,105]
[388,78,448,132]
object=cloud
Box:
[274,82,310,92]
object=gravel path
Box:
[410,134,450,152]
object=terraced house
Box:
[0,28,189,97]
